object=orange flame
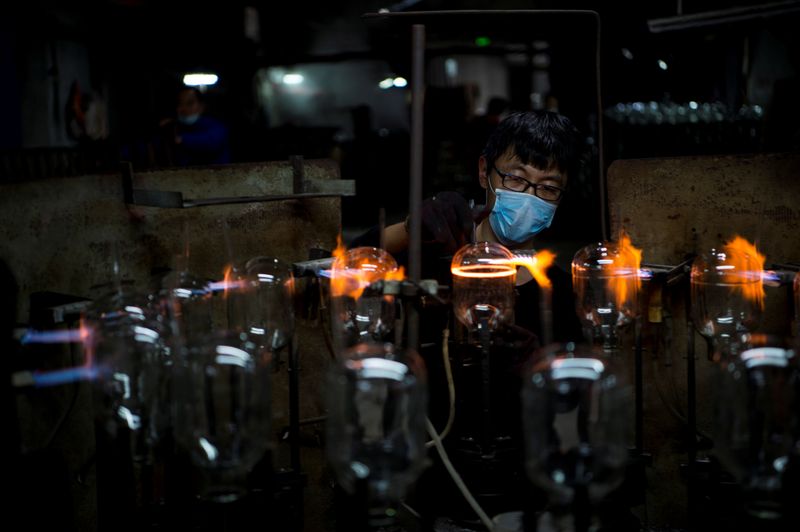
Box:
[611,231,643,309]
[450,250,556,286]
[222,265,234,298]
[330,236,404,300]
[510,250,556,289]
[722,235,766,309]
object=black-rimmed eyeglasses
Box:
[493,165,565,202]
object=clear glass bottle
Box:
[325,341,427,528]
[691,247,763,358]
[572,241,641,350]
[712,334,800,520]
[172,330,272,502]
[451,242,516,331]
[83,287,168,463]
[330,247,400,349]
[522,343,630,528]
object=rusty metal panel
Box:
[607,152,800,265]
[0,159,342,322]
[1,159,343,530]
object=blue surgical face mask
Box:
[488,182,557,246]
[178,113,200,125]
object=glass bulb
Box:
[83,287,168,462]
[712,335,800,519]
[522,343,630,520]
[330,247,400,348]
[572,241,641,350]
[244,256,295,356]
[691,247,763,349]
[325,342,427,522]
[451,242,516,331]
[172,330,272,502]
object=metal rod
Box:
[634,315,644,452]
[594,12,607,241]
[479,319,492,454]
[685,282,697,526]
[407,23,425,353]
[288,337,301,473]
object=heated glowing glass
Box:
[691,241,764,343]
[451,242,516,331]
[572,236,641,349]
[330,246,403,348]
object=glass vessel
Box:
[83,287,168,462]
[325,342,427,527]
[330,247,400,349]
[713,334,800,520]
[244,256,295,358]
[172,330,272,502]
[451,242,516,331]
[691,247,763,358]
[572,241,640,350]
[522,343,630,529]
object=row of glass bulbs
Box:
[83,255,293,501]
[82,236,800,521]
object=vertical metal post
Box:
[634,316,644,452]
[288,338,301,473]
[685,280,697,527]
[594,13,607,241]
[407,23,425,353]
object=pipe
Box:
[407,23,425,353]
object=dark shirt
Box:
[173,116,231,166]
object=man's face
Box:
[478,149,567,212]
[177,90,203,118]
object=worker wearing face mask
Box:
[347,111,589,526]
[351,110,585,344]
[158,87,231,166]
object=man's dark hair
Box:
[482,110,582,179]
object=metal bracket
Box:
[121,156,355,208]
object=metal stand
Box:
[477,317,493,454]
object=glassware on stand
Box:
[325,342,427,529]
[83,287,168,463]
[172,330,272,502]
[690,246,764,360]
[244,257,295,360]
[522,343,630,531]
[572,240,641,351]
[712,334,800,521]
[244,256,298,471]
[330,246,401,349]
[451,242,516,332]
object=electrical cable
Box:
[426,327,455,449]
[425,417,494,531]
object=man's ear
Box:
[478,155,489,189]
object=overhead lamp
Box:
[183,73,219,87]
[282,73,304,85]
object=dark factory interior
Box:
[2,1,800,531]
